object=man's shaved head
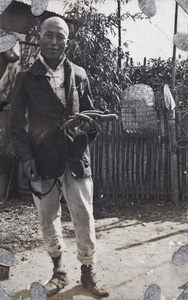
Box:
[39,17,69,69]
[41,17,69,38]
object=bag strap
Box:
[28,178,57,200]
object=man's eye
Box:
[57,36,65,40]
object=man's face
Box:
[39,19,69,62]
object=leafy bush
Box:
[63,1,142,112]
[64,3,121,112]
[124,57,188,111]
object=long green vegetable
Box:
[63,110,118,132]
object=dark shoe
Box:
[81,264,109,297]
[44,270,68,297]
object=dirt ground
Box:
[0,197,188,300]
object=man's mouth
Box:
[49,48,58,52]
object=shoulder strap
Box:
[28,178,57,200]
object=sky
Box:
[18,0,188,63]
[95,0,188,63]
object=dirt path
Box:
[0,198,188,299]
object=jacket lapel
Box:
[28,59,64,105]
[28,58,79,115]
[64,58,79,115]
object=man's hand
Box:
[23,159,39,181]
[76,120,90,135]
[63,113,103,135]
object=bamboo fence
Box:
[91,108,188,203]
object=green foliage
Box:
[63,1,140,112]
[124,57,188,110]
[64,4,119,111]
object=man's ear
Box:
[66,39,70,47]
[37,33,41,43]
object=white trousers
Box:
[32,167,96,265]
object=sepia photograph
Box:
[0,0,188,299]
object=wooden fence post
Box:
[167,110,179,204]
[164,84,179,204]
[185,112,188,202]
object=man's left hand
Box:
[76,120,90,135]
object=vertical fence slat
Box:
[91,108,184,203]
[116,120,121,197]
[105,122,110,199]
[125,136,131,199]
[167,109,179,204]
[121,127,126,198]
[135,138,139,200]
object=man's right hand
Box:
[23,159,39,181]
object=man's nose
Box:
[51,36,57,45]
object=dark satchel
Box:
[31,124,67,179]
[66,134,91,177]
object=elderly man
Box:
[9,17,109,297]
